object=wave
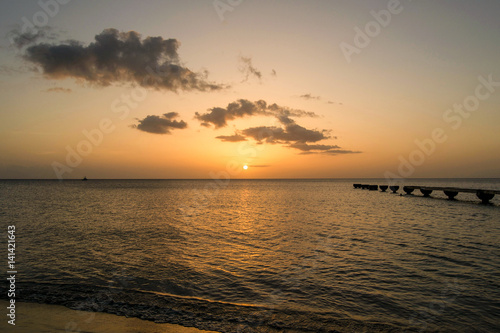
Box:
[1,282,417,332]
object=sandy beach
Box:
[0,300,219,333]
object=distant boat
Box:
[82,176,88,181]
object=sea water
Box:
[0,179,499,332]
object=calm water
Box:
[1,179,499,332]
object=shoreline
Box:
[0,300,220,333]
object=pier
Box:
[353,183,499,204]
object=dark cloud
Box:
[290,142,340,151]
[44,87,72,93]
[19,28,224,92]
[238,56,262,82]
[289,143,360,155]
[195,99,318,129]
[241,115,328,144]
[215,133,247,142]
[132,112,187,134]
[199,99,359,156]
[195,99,268,128]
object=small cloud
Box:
[250,164,271,168]
[289,142,340,151]
[215,133,247,142]
[242,117,328,144]
[132,112,187,134]
[44,87,72,93]
[271,69,277,77]
[238,56,262,82]
[290,143,360,155]
[195,99,267,128]
[300,93,321,101]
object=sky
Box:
[0,0,499,179]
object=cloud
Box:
[199,99,359,156]
[289,143,360,155]
[44,87,72,93]
[241,115,328,144]
[195,99,318,128]
[195,99,268,128]
[298,94,343,106]
[215,133,247,142]
[300,93,321,100]
[9,26,60,49]
[19,28,225,92]
[132,112,187,134]
[238,56,262,82]
[250,165,271,168]
[271,69,277,77]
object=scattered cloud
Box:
[200,99,359,156]
[195,99,267,128]
[18,28,225,92]
[132,112,187,134]
[297,94,343,106]
[242,115,328,144]
[300,93,321,101]
[289,142,359,155]
[215,133,247,142]
[195,99,318,129]
[238,56,262,82]
[250,165,271,168]
[44,87,72,93]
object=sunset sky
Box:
[1,0,499,179]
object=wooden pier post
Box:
[403,186,414,195]
[443,190,459,200]
[420,189,433,197]
[476,190,495,204]
[389,186,399,193]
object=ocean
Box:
[1,179,499,332]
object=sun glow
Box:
[243,165,248,170]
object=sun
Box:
[243,165,248,170]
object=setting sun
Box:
[243,165,248,170]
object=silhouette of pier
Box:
[352,183,499,204]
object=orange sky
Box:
[1,1,499,179]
